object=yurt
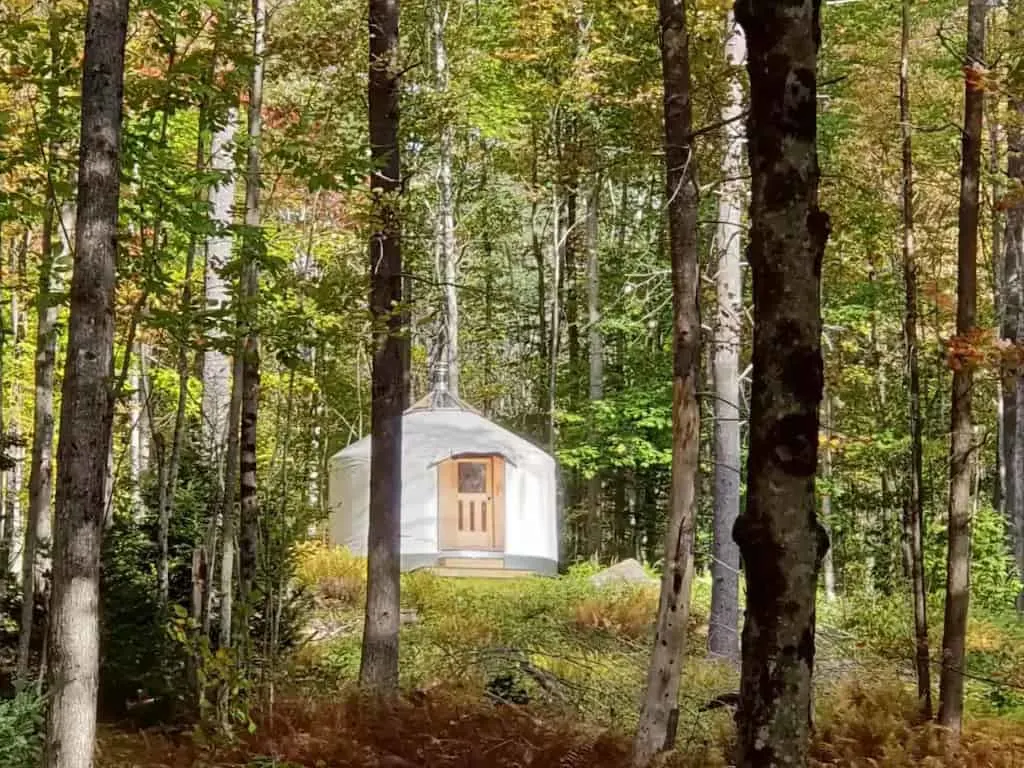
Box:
[327,376,559,577]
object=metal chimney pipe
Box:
[432,358,449,394]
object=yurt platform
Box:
[422,556,537,579]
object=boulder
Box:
[587,558,657,588]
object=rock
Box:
[401,608,419,625]
[587,558,657,587]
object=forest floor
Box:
[94,548,1024,767]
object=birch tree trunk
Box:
[43,0,128,760]
[359,0,405,694]
[632,0,700,762]
[899,0,933,717]
[732,0,831,764]
[132,342,152,519]
[708,11,745,665]
[203,108,237,468]
[432,1,459,398]
[17,200,69,682]
[219,350,244,648]
[201,107,238,638]
[1004,0,1024,612]
[238,0,266,622]
[0,279,7,606]
[938,0,986,736]
[5,247,25,592]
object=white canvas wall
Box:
[327,407,557,565]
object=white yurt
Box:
[327,374,559,577]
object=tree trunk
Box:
[238,0,266,622]
[548,188,561,452]
[432,1,459,397]
[1005,0,1024,611]
[359,0,405,694]
[0,250,9,606]
[732,0,831,764]
[43,0,128,761]
[938,0,986,736]
[219,349,244,648]
[131,341,152,520]
[203,108,237,469]
[586,179,603,556]
[199,108,237,637]
[17,199,66,682]
[708,11,746,665]
[565,186,580,401]
[5,248,25,597]
[899,0,933,717]
[631,0,700,763]
[530,128,548,442]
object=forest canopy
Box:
[0,0,1023,765]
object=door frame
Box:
[437,453,506,552]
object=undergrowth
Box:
[95,681,1024,768]
[93,544,1024,767]
[0,689,45,768]
[291,547,722,725]
[821,592,1024,717]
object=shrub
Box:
[0,689,45,768]
[811,678,1024,767]
[293,543,366,607]
[573,585,658,639]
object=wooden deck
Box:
[424,557,536,579]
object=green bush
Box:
[0,690,45,768]
[969,505,1019,612]
[293,543,366,607]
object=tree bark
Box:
[708,11,746,665]
[530,128,548,442]
[0,250,11,606]
[548,188,561,452]
[238,0,266,623]
[43,0,128,761]
[732,0,831,765]
[5,242,27,598]
[938,0,986,737]
[899,0,933,717]
[1004,0,1024,611]
[432,1,459,397]
[203,108,238,470]
[359,0,405,694]
[18,214,55,680]
[631,0,700,763]
[586,179,603,556]
[17,197,69,683]
[219,349,243,648]
[565,185,580,401]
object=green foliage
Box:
[967,505,1019,612]
[99,446,213,717]
[0,690,45,768]
[293,543,366,607]
[824,591,1024,719]
[167,606,254,734]
[294,557,720,725]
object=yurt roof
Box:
[330,385,554,471]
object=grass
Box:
[95,544,1024,766]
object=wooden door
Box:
[438,456,504,551]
